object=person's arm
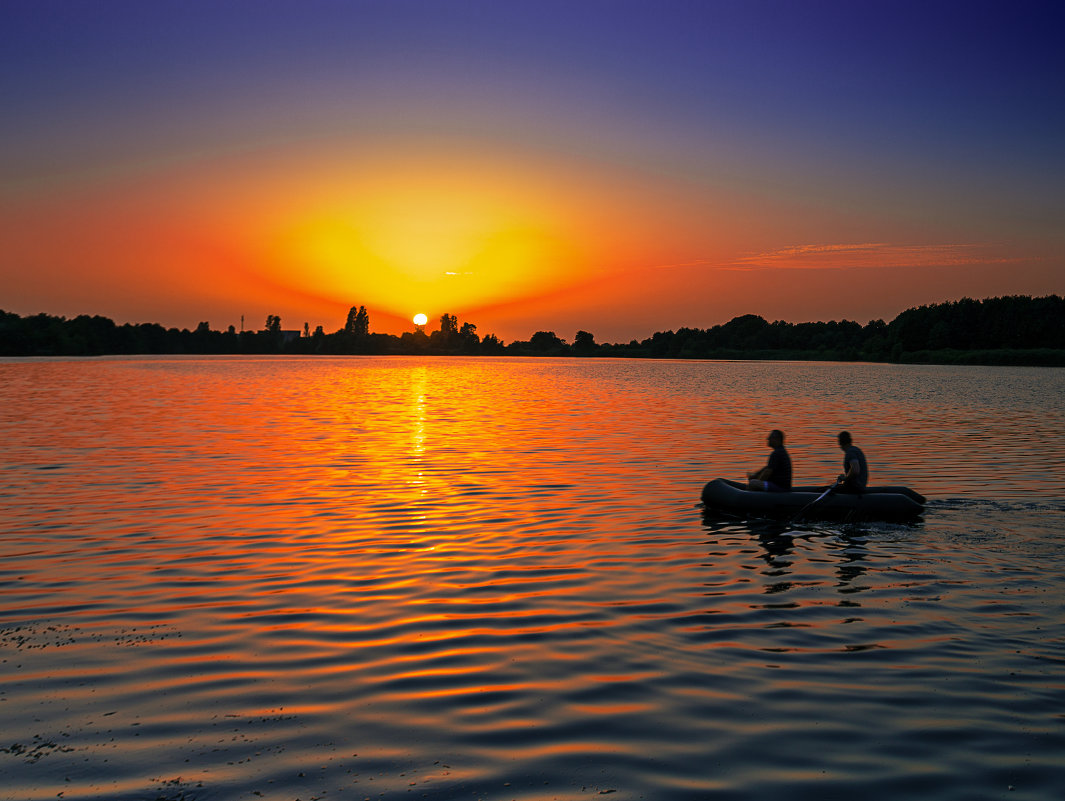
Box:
[838,458,858,483]
[751,452,776,481]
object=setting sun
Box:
[412,313,428,326]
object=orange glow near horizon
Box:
[1,137,1059,342]
[235,154,604,326]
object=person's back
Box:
[748,429,792,491]
[837,431,868,491]
[768,443,792,490]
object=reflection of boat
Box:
[701,478,925,521]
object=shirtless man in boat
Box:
[836,430,868,493]
[747,429,792,492]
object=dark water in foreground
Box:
[1,356,1063,801]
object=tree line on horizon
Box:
[2,294,1063,365]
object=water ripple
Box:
[2,357,1063,800]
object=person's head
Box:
[768,429,785,448]
[838,430,852,449]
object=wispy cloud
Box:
[648,258,718,271]
[729,242,1020,271]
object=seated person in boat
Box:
[837,430,868,492]
[747,429,792,492]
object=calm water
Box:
[1,356,1063,801]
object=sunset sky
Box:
[2,0,1062,342]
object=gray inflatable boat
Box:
[701,478,925,521]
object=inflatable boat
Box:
[701,478,925,521]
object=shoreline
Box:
[3,349,1064,367]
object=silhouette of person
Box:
[747,429,792,492]
[837,430,868,492]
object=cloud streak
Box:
[729,242,1022,271]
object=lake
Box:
[1,356,1063,801]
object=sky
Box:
[2,0,1062,343]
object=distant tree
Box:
[219,324,239,352]
[265,315,281,334]
[719,314,768,348]
[400,328,430,352]
[573,330,596,354]
[303,322,310,338]
[529,330,566,353]
[439,313,458,336]
[861,319,890,360]
[646,329,676,357]
[480,333,505,354]
[459,321,480,353]
[345,305,370,336]
[191,321,213,354]
[928,321,951,350]
[425,313,462,352]
[66,314,119,355]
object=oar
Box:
[788,480,841,524]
